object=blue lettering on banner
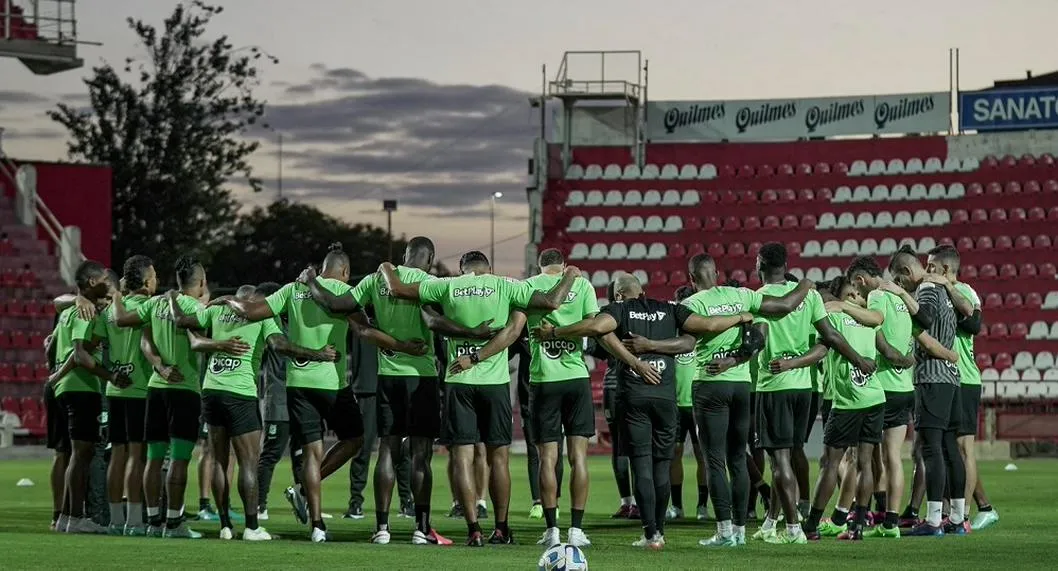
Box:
[959,88,1058,131]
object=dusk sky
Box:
[1,0,1055,276]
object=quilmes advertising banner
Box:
[959,87,1058,132]
[646,92,950,142]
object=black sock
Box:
[166,515,182,529]
[312,518,326,531]
[149,514,164,527]
[900,504,917,518]
[544,507,557,528]
[246,514,258,530]
[873,491,887,513]
[468,520,482,535]
[52,510,60,522]
[831,508,848,526]
[853,505,868,527]
[376,511,389,531]
[495,520,509,535]
[757,482,772,499]
[698,485,709,507]
[219,510,232,529]
[199,498,211,511]
[671,484,683,510]
[415,504,431,533]
[978,503,993,512]
[644,522,657,538]
[805,508,824,532]
[571,509,585,529]
[884,511,899,529]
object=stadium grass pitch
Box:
[0,456,1049,569]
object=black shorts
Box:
[444,383,512,447]
[529,379,595,443]
[914,383,961,432]
[677,406,696,444]
[819,398,833,428]
[804,392,821,442]
[823,404,884,449]
[755,389,813,450]
[108,396,147,444]
[883,391,914,430]
[602,385,618,423]
[618,396,678,459]
[202,390,262,437]
[287,386,364,444]
[145,388,202,443]
[377,375,441,438]
[45,383,70,452]
[958,384,981,437]
[58,391,103,443]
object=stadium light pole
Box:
[490,191,503,267]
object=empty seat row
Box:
[1028,321,1058,340]
[817,209,951,230]
[1000,351,1058,372]
[834,183,966,203]
[980,153,1058,169]
[983,369,1058,383]
[565,189,700,207]
[803,237,937,258]
[953,207,1058,224]
[566,163,719,181]
[566,215,684,233]
[982,292,1046,309]
[568,242,669,261]
[962,262,1056,281]
[957,234,1058,252]
[848,157,979,176]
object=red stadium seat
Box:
[1028,207,1046,221]
[979,265,997,279]
[1014,235,1032,250]
[970,209,988,223]
[975,236,993,250]
[797,188,815,202]
[797,163,812,175]
[993,352,1012,369]
[721,165,736,178]
[814,162,830,174]
[738,164,755,178]
[800,214,817,228]
[833,162,849,174]
[778,189,796,203]
[33,364,48,381]
[685,216,703,231]
[962,265,978,279]
[10,331,27,349]
[1004,293,1023,308]
[938,237,954,246]
[1049,207,1058,220]
[986,182,1002,195]
[739,190,758,204]
[723,216,741,232]
[981,155,999,168]
[14,363,30,383]
[1025,180,1041,194]
[1047,180,1058,193]
[719,190,737,205]
[967,182,983,196]
[1010,323,1028,340]
[0,396,16,413]
[730,269,748,283]
[743,217,761,231]
[990,324,1009,339]
[762,216,780,229]
[994,235,1012,251]
[999,264,1017,280]
[781,215,799,230]
[956,236,974,251]
[708,243,725,258]
[990,208,1007,222]
[761,190,778,204]
[785,242,801,256]
[703,217,721,231]
[650,270,669,286]
[19,396,40,414]
[816,187,833,200]
[747,242,763,258]
[1025,292,1043,308]
[688,242,706,257]
[0,364,12,383]
[757,165,774,178]
[701,191,718,204]
[728,242,746,258]
[778,164,794,176]
[1001,155,1017,168]
[1019,263,1037,277]
[1041,153,1056,165]
[1041,262,1057,276]
[1034,235,1052,248]
[952,210,969,224]
[669,270,688,285]
[1005,181,1021,194]
[975,353,993,370]
[983,293,1002,309]
[669,243,686,259]
[1009,208,1026,221]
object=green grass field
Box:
[0,455,1048,569]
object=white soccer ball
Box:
[537,543,588,571]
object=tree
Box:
[48,1,276,277]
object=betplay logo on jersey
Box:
[628,310,666,322]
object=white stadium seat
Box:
[588,243,609,259]
[878,238,898,255]
[633,269,649,285]
[840,239,859,257]
[923,157,942,173]
[663,215,683,232]
[887,158,905,174]
[893,211,913,228]
[960,157,980,172]
[911,210,932,227]
[680,190,700,206]
[905,157,923,173]
[604,216,624,232]
[1044,293,1058,309]
[909,184,927,201]
[661,189,681,206]
[584,190,604,206]
[788,268,805,280]
[918,237,936,252]
[590,270,610,287]
[817,213,837,230]
[870,185,890,202]
[646,243,667,260]
[982,383,995,400]
[660,163,679,179]
[1028,321,1050,340]
[566,164,585,179]
[824,267,843,280]
[567,216,587,232]
[597,297,608,308]
[854,212,874,229]
[859,238,878,256]
[849,160,868,176]
[608,242,628,260]
[584,164,603,180]
[947,183,965,199]
[679,164,698,179]
[802,241,821,258]
[624,216,645,232]
[603,164,622,180]
[981,368,999,382]
[1034,352,1055,370]
[873,211,894,228]
[565,191,585,206]
[868,159,886,175]
[942,157,961,173]
[927,183,946,200]
[1023,370,1043,382]
[641,164,660,179]
[569,243,589,260]
[1014,352,1035,371]
[644,216,664,232]
[836,212,855,229]
[627,243,648,260]
[821,240,841,257]
[806,267,825,282]
[624,190,643,206]
[890,184,909,201]
[604,190,623,206]
[1049,322,1058,340]
[851,185,871,202]
[622,164,641,180]
[833,186,852,203]
[698,164,717,180]
[1045,369,1058,381]
[642,189,662,206]
[898,237,917,250]
[1000,368,1020,382]
[931,210,950,226]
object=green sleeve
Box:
[806,290,826,323]
[136,297,155,322]
[194,306,216,329]
[418,279,447,304]
[741,288,763,313]
[178,296,202,317]
[506,278,536,308]
[349,275,374,307]
[261,317,283,339]
[266,283,294,316]
[580,278,600,315]
[867,290,885,313]
[70,316,93,342]
[92,315,107,339]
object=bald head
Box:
[612,273,643,301]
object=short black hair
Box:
[887,244,918,273]
[757,242,787,273]
[688,253,714,276]
[927,244,961,271]
[104,268,120,288]
[847,256,883,279]
[538,248,564,268]
[828,275,849,299]
[459,250,490,271]
[256,281,281,296]
[122,255,154,290]
[674,285,695,302]
[783,272,799,282]
[324,242,350,270]
[174,255,202,288]
[406,235,435,261]
[74,260,107,291]
[606,280,616,303]
[724,278,742,288]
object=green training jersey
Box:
[139,295,201,392]
[675,348,695,407]
[868,289,914,393]
[953,282,981,386]
[824,311,883,411]
[753,282,826,392]
[54,307,102,396]
[524,273,597,383]
[266,279,350,391]
[350,268,436,377]
[419,273,535,385]
[98,295,151,398]
[195,304,282,399]
[681,286,763,383]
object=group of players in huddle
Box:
[43,234,999,548]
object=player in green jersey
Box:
[301,236,488,546]
[382,250,576,547]
[51,261,131,534]
[925,245,996,530]
[667,286,708,522]
[171,285,337,541]
[751,244,874,544]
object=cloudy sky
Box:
[1,0,1056,275]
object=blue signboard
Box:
[959,87,1058,131]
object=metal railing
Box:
[2,0,78,44]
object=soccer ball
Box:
[537,543,588,571]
